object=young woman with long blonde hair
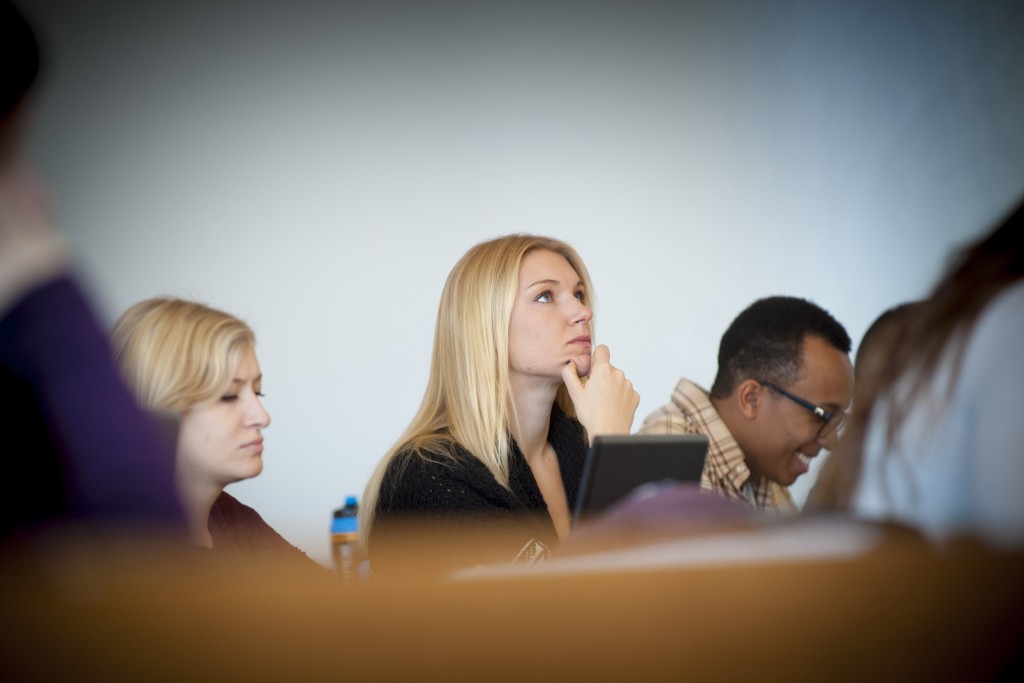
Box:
[362,234,639,577]
[112,297,317,566]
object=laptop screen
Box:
[573,434,709,524]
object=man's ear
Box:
[736,379,763,420]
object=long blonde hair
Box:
[359,234,595,544]
[111,297,255,413]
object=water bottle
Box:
[330,495,360,581]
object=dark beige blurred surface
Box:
[2,528,1021,683]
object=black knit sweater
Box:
[369,405,587,578]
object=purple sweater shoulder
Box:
[0,276,184,536]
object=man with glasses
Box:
[638,296,854,513]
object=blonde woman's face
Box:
[176,346,270,489]
[509,249,594,383]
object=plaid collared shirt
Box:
[637,378,797,515]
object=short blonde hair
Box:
[360,234,594,545]
[111,297,255,412]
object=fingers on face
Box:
[561,359,582,388]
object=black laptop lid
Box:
[573,434,709,524]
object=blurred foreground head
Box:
[1,0,40,160]
[810,196,1024,520]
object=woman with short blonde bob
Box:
[362,234,639,577]
[112,297,315,565]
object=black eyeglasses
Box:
[758,381,847,440]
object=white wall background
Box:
[21,0,1024,566]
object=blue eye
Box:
[535,291,553,303]
[575,290,586,303]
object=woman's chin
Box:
[237,461,264,481]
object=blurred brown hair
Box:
[809,196,1024,511]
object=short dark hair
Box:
[1,1,40,119]
[710,296,851,399]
